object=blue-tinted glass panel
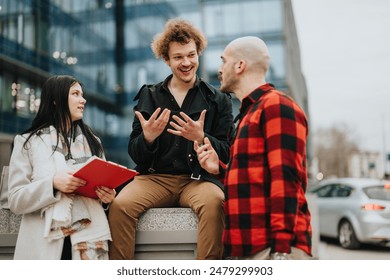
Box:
[204,0,282,37]
[268,42,285,79]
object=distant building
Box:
[0,0,308,168]
[348,151,384,179]
[311,150,386,183]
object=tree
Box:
[312,123,360,178]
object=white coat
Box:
[8,134,109,259]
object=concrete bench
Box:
[0,208,21,260]
[135,207,198,259]
[0,207,198,260]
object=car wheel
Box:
[338,220,360,249]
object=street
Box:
[318,237,390,260]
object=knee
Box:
[203,188,225,208]
[109,193,140,219]
[197,190,225,216]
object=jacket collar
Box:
[162,74,205,93]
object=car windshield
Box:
[363,185,390,201]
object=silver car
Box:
[311,178,390,249]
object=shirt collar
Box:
[240,83,275,113]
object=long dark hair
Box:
[22,75,104,157]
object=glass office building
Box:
[0,0,129,166]
[0,0,309,168]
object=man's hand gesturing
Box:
[135,107,171,145]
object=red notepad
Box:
[73,156,138,199]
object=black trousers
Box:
[61,236,72,260]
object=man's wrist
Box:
[196,133,205,145]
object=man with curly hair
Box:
[108,18,233,260]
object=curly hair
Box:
[151,18,207,61]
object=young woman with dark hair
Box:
[8,75,115,260]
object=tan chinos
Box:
[108,174,225,259]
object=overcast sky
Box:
[291,0,390,153]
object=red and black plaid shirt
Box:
[223,83,312,257]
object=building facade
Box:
[0,0,308,168]
[0,0,131,167]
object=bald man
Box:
[194,36,312,260]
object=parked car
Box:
[310,178,390,249]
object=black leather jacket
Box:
[128,75,233,190]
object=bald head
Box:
[219,36,270,100]
[226,36,270,74]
